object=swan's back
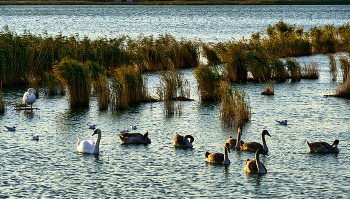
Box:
[226,136,244,149]
[241,142,263,152]
[23,89,36,105]
[206,152,224,163]
[119,131,151,144]
[245,159,258,173]
[306,140,339,153]
[77,139,95,153]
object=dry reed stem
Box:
[327,53,337,81]
[301,61,319,79]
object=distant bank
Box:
[0,0,349,5]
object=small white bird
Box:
[87,124,96,129]
[32,135,39,140]
[23,88,36,109]
[118,129,129,134]
[276,120,288,125]
[4,126,16,131]
[130,125,137,130]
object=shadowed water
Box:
[1,5,350,198]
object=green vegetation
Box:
[0,83,4,113]
[194,65,221,101]
[87,61,109,110]
[52,58,91,107]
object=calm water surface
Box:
[0,5,350,198]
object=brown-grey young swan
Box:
[119,131,151,144]
[306,140,339,153]
[173,134,194,148]
[240,130,271,153]
[205,143,231,165]
[225,126,244,149]
[245,148,269,174]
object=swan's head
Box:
[225,142,231,153]
[256,148,269,156]
[28,88,36,94]
[262,130,271,137]
[184,135,194,143]
[92,129,101,136]
[332,140,340,147]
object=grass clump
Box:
[327,53,337,81]
[86,61,109,110]
[338,54,350,82]
[44,71,65,95]
[52,57,91,107]
[334,78,350,97]
[261,80,275,95]
[194,64,221,101]
[219,81,251,127]
[285,58,301,81]
[110,65,147,110]
[301,61,319,79]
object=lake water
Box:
[1,5,350,198]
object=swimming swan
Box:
[306,140,339,153]
[240,130,271,153]
[4,126,16,131]
[205,143,231,165]
[245,148,269,174]
[276,120,288,125]
[23,88,36,108]
[173,134,194,148]
[119,131,151,144]
[76,129,102,154]
[225,127,244,149]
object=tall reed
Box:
[334,78,350,97]
[327,53,337,81]
[158,68,190,101]
[201,42,222,66]
[301,61,319,79]
[219,81,251,127]
[44,71,65,95]
[270,57,289,81]
[338,54,350,82]
[194,64,221,101]
[52,58,91,107]
[261,80,275,95]
[86,61,109,110]
[110,65,146,110]
[285,58,301,81]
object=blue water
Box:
[1,5,350,198]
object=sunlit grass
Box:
[327,53,337,81]
[301,61,319,79]
[194,64,221,101]
[52,57,91,107]
[338,54,350,82]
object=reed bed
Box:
[327,53,337,81]
[301,61,319,79]
[338,54,350,82]
[219,81,251,127]
[44,72,65,95]
[194,64,221,101]
[110,65,147,110]
[52,58,91,107]
[334,78,350,97]
[157,68,190,101]
[87,61,109,110]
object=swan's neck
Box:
[255,152,264,173]
[261,134,268,152]
[235,131,242,148]
[92,133,101,154]
[223,147,230,164]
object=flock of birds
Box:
[4,89,341,174]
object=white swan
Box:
[240,130,271,153]
[119,131,151,144]
[225,126,244,149]
[130,125,137,130]
[31,135,39,140]
[205,143,231,165]
[306,140,339,153]
[76,129,102,154]
[173,134,194,148]
[87,124,96,129]
[276,120,288,125]
[23,88,36,108]
[4,126,16,131]
[245,148,268,174]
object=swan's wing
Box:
[226,137,236,148]
[173,134,185,146]
[207,152,224,163]
[77,140,95,153]
[241,142,263,151]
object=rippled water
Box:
[1,5,350,198]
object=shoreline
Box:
[0,0,349,5]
